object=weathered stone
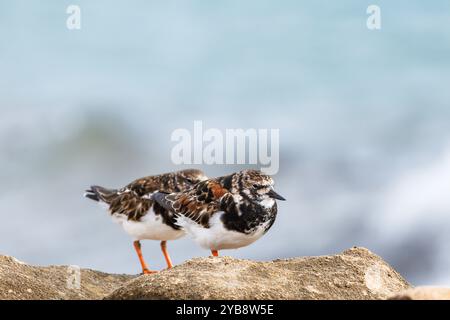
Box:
[0,255,133,300]
[0,247,413,300]
[106,247,410,300]
[389,287,450,300]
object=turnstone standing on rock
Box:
[152,170,285,257]
[84,169,208,274]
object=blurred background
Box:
[1,1,449,285]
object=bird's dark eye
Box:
[253,184,259,189]
[186,178,194,183]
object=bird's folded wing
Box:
[124,176,160,196]
[109,192,153,221]
[152,180,229,227]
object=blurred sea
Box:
[1,1,450,285]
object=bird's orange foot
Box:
[211,250,219,257]
[142,268,158,275]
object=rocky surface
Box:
[0,255,133,300]
[1,247,413,300]
[106,247,410,300]
[389,287,450,300]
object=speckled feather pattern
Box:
[85,169,208,228]
[152,170,277,238]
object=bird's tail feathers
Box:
[84,185,118,204]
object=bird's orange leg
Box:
[211,250,219,257]
[160,241,173,269]
[133,241,157,274]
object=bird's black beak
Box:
[268,189,286,201]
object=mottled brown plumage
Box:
[153,169,285,231]
[152,170,285,254]
[84,169,208,274]
[85,169,207,222]
[154,180,227,227]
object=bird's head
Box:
[176,169,208,190]
[230,169,286,203]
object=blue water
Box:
[1,1,450,285]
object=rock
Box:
[0,247,413,300]
[0,255,134,300]
[389,287,450,300]
[106,247,410,300]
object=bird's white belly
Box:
[176,212,269,251]
[111,208,185,241]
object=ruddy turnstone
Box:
[84,169,208,274]
[152,170,285,257]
